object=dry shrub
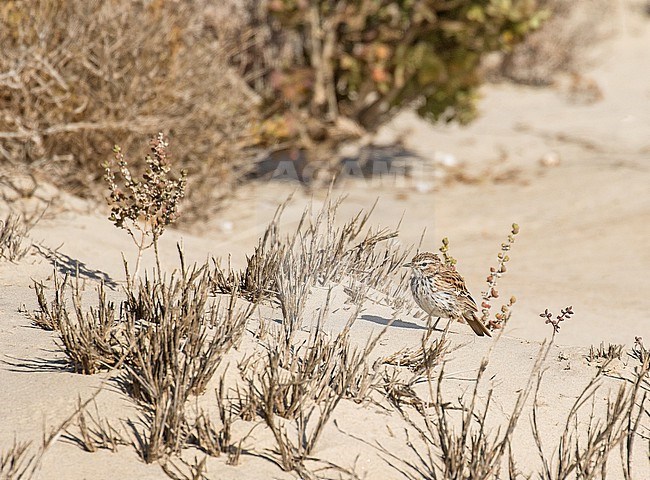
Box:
[0,439,35,480]
[235,242,389,474]
[532,357,649,480]
[29,273,68,331]
[29,271,123,373]
[121,264,248,402]
[212,195,411,315]
[28,253,253,463]
[382,348,547,480]
[242,304,385,474]
[59,279,123,374]
[0,213,34,262]
[120,265,252,463]
[0,0,257,216]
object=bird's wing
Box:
[437,269,479,314]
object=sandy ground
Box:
[1,5,649,480]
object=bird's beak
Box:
[402,262,412,268]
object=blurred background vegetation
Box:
[0,0,605,224]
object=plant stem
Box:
[132,230,146,286]
[153,235,161,282]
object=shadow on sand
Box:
[35,245,119,289]
[360,314,426,331]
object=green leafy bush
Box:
[248,0,547,147]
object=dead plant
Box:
[212,195,410,317]
[58,277,124,374]
[120,258,252,463]
[532,358,647,479]
[0,439,35,480]
[587,342,624,363]
[28,269,123,373]
[160,456,208,480]
[29,272,68,331]
[103,133,186,281]
[382,343,550,480]
[1,392,99,480]
[0,0,257,211]
[64,398,128,453]
[187,374,249,466]
[242,300,387,473]
[0,213,34,262]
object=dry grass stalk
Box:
[621,354,649,480]
[481,223,519,330]
[58,277,123,374]
[211,199,289,302]
[65,398,128,453]
[242,298,387,473]
[0,213,34,262]
[187,374,248,466]
[587,342,624,363]
[120,259,252,463]
[122,263,251,395]
[1,392,100,480]
[532,358,648,480]
[29,272,68,331]
[0,439,35,480]
[383,343,550,479]
[275,247,316,345]
[212,195,410,317]
[160,456,208,480]
[229,382,258,423]
[190,412,223,457]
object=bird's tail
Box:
[465,312,492,337]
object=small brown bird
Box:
[404,252,491,337]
